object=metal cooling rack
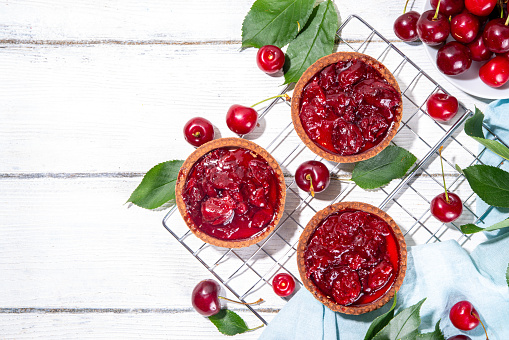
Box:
[162,15,506,325]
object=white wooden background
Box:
[0,0,497,338]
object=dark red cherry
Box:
[467,34,493,61]
[426,93,459,122]
[183,117,215,147]
[499,50,509,59]
[257,45,285,74]
[465,0,497,16]
[436,41,472,75]
[394,11,421,42]
[295,160,330,196]
[226,104,258,135]
[191,279,221,316]
[430,0,464,16]
[272,273,296,297]
[417,10,451,45]
[450,301,481,331]
[430,192,463,222]
[451,12,480,43]
[448,336,472,340]
[482,18,509,54]
[479,55,509,87]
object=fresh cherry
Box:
[467,34,493,61]
[192,279,221,316]
[272,273,296,297]
[417,8,451,46]
[465,0,497,17]
[430,0,464,17]
[449,301,481,330]
[257,45,285,75]
[482,18,509,54]
[436,41,472,75]
[451,12,480,44]
[191,279,263,317]
[426,93,459,122]
[394,11,421,42]
[295,160,330,197]
[430,146,463,223]
[479,55,509,87]
[499,50,509,59]
[226,105,258,135]
[448,336,472,340]
[183,117,215,147]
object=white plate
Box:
[422,2,509,99]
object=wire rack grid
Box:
[163,15,506,325]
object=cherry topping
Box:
[465,0,497,17]
[226,104,258,135]
[331,267,362,305]
[467,34,494,62]
[394,11,421,42]
[479,55,509,87]
[295,160,330,196]
[482,18,509,54]
[436,41,472,75]
[430,0,465,17]
[183,117,215,147]
[331,119,365,155]
[451,12,480,44]
[272,273,296,297]
[192,279,221,316]
[426,93,459,122]
[257,45,285,74]
[417,9,451,46]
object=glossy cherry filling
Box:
[182,147,280,241]
[304,209,400,306]
[299,59,401,156]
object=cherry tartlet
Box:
[291,52,402,163]
[175,138,286,248]
[297,202,407,314]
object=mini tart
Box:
[291,52,403,163]
[175,137,286,248]
[296,202,407,315]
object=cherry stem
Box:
[505,14,509,26]
[251,94,291,108]
[305,174,315,197]
[473,312,489,340]
[433,0,441,20]
[192,131,201,138]
[403,0,410,14]
[438,146,450,204]
[247,324,265,332]
[218,296,264,305]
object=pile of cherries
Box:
[394,0,509,87]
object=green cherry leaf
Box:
[241,0,315,49]
[461,218,509,234]
[208,309,262,336]
[462,164,509,208]
[352,145,417,190]
[464,107,509,161]
[364,293,397,340]
[372,298,426,340]
[127,160,184,210]
[283,0,339,84]
[417,320,446,340]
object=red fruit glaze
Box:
[430,0,464,17]
[430,192,463,223]
[482,18,509,54]
[184,117,215,147]
[451,12,480,44]
[257,45,285,74]
[479,56,509,87]
[465,0,497,17]
[226,104,258,135]
[393,11,421,42]
[426,93,459,122]
[304,209,400,306]
[417,10,451,46]
[192,279,221,316]
[272,273,296,297]
[467,34,493,61]
[436,41,472,75]
[299,59,400,157]
[449,300,480,331]
[183,147,281,240]
[295,160,330,194]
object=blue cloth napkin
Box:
[260,100,509,340]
